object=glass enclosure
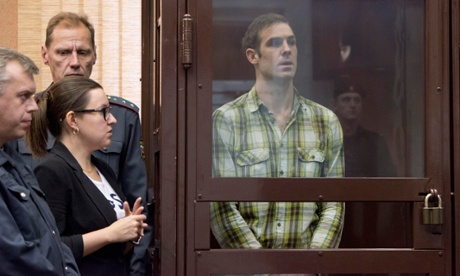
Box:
[212,0,425,177]
[210,0,425,253]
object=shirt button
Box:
[52,230,55,235]
[280,171,284,175]
[277,223,281,227]
[20,192,26,198]
[65,266,68,270]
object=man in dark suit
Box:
[8,12,151,275]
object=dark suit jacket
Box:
[34,141,131,276]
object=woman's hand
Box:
[107,198,147,243]
[126,197,148,242]
[82,198,148,256]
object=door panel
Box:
[185,0,451,275]
[196,250,443,275]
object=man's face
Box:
[42,23,96,82]
[333,92,362,121]
[249,23,297,81]
[0,61,38,146]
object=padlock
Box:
[422,193,443,225]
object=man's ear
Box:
[245,48,259,65]
[93,45,97,65]
[41,46,49,65]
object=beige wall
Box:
[0,0,18,49]
[0,1,142,111]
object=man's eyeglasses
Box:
[74,107,112,121]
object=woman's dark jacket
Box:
[34,141,131,275]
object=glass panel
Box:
[210,0,422,251]
[339,202,411,248]
[212,0,425,178]
[210,201,412,249]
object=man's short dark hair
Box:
[241,13,289,55]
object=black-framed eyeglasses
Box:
[74,107,112,121]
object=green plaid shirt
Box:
[211,86,345,249]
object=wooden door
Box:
[144,0,455,275]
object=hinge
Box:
[181,14,193,70]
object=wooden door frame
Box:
[191,0,451,274]
[141,0,457,275]
[451,0,460,275]
[141,0,184,274]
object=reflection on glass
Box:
[332,77,397,177]
[210,0,423,254]
[212,0,425,178]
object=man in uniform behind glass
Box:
[332,77,409,250]
[8,12,152,275]
[332,78,396,177]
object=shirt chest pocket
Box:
[297,147,325,176]
[7,184,45,243]
[298,147,325,162]
[236,148,270,177]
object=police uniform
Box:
[8,94,151,276]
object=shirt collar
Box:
[0,143,15,167]
[247,86,302,115]
[247,86,261,113]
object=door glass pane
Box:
[212,0,425,178]
[210,0,423,251]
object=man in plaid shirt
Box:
[211,13,345,250]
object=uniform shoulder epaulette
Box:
[107,95,140,113]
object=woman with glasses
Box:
[26,76,147,276]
